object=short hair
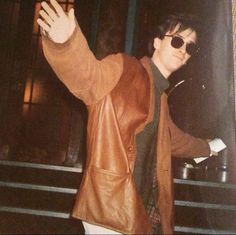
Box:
[155,13,201,40]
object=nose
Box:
[179,43,187,54]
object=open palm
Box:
[37,0,76,43]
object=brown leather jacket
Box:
[42,24,210,234]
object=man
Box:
[37,0,215,234]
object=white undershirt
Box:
[82,221,122,235]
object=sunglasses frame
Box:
[165,35,200,56]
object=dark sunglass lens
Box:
[186,43,199,55]
[171,36,184,49]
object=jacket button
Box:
[127,145,134,153]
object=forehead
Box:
[170,24,197,43]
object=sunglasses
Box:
[165,35,200,56]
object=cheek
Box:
[160,46,173,60]
[159,41,172,54]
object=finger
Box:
[37,18,51,32]
[39,10,54,26]
[68,8,75,21]
[41,1,58,21]
[50,0,65,17]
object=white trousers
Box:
[82,221,122,235]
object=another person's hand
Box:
[37,0,76,43]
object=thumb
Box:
[68,8,75,22]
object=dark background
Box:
[0,1,235,234]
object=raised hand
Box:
[37,0,76,43]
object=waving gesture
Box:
[37,0,76,43]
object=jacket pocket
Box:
[77,165,150,233]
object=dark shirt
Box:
[133,60,169,234]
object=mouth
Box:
[173,54,184,61]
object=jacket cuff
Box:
[204,140,211,156]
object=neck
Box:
[151,51,171,79]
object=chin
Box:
[170,64,182,73]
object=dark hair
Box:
[155,13,201,40]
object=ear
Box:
[153,37,161,50]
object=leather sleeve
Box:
[41,21,123,105]
[168,115,211,158]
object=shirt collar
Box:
[150,60,170,93]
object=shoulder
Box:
[119,54,149,84]
[111,54,150,101]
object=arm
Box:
[37,0,123,105]
[168,115,211,158]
